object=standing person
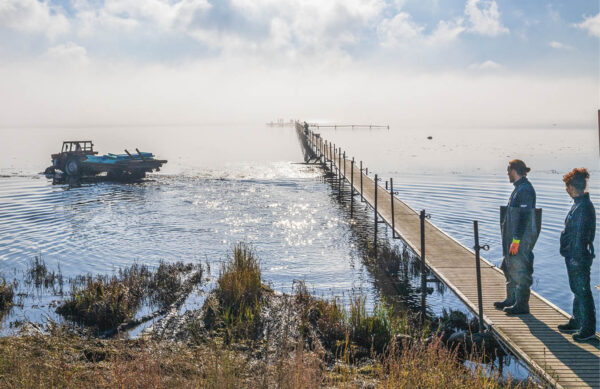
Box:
[558,168,596,342]
[494,159,540,315]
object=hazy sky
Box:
[0,0,598,128]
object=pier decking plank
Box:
[303,126,600,388]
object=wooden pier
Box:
[297,123,600,388]
[312,124,389,130]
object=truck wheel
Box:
[65,158,81,176]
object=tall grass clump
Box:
[375,337,520,389]
[0,278,14,312]
[214,244,263,340]
[57,264,151,331]
[26,256,63,291]
[295,282,405,358]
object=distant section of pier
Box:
[312,124,389,130]
[266,119,296,127]
[296,121,600,389]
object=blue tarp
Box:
[86,152,154,164]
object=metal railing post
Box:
[338,147,342,198]
[338,147,341,179]
[343,151,346,177]
[390,178,395,238]
[420,209,427,327]
[374,174,378,250]
[473,220,488,333]
[350,158,354,218]
[360,161,364,202]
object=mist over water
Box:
[0,125,598,340]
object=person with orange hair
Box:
[495,159,540,315]
[558,168,596,342]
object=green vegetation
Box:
[0,245,536,388]
[0,278,14,312]
[295,281,407,359]
[0,324,532,388]
[26,256,63,291]
[57,261,202,332]
[56,264,151,331]
[206,243,264,341]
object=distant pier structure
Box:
[266,118,296,127]
[312,124,389,130]
[296,121,600,389]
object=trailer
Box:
[46,141,167,180]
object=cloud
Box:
[549,41,572,50]
[0,0,69,38]
[377,12,424,47]
[465,0,509,36]
[70,0,387,58]
[467,60,502,71]
[429,19,466,44]
[44,42,89,65]
[574,13,600,38]
[377,14,466,47]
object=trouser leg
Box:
[503,251,533,314]
[496,257,516,308]
[566,258,596,333]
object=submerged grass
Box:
[56,264,150,331]
[25,255,64,292]
[0,278,14,312]
[56,261,201,332]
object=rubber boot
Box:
[558,318,579,333]
[504,287,530,315]
[494,284,515,310]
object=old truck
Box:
[47,141,167,180]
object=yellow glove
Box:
[509,239,520,255]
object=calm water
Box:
[0,125,598,342]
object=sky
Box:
[0,0,598,128]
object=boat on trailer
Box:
[46,141,167,181]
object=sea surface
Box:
[0,124,598,378]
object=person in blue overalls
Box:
[558,168,596,342]
[495,159,540,315]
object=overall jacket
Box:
[501,177,541,257]
[560,193,596,262]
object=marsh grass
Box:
[212,243,263,341]
[148,261,200,309]
[56,261,201,332]
[0,278,14,312]
[56,265,149,331]
[4,246,536,388]
[25,256,64,293]
[373,337,524,389]
[0,324,534,389]
[294,281,406,359]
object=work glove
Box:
[509,239,520,255]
